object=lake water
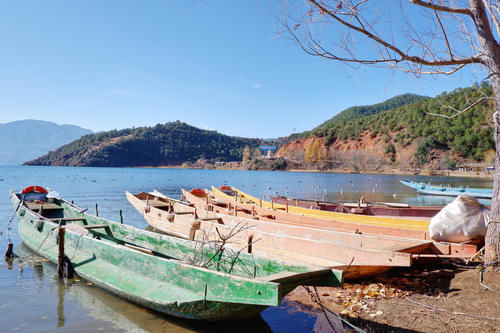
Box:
[0,166,492,332]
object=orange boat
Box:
[127,190,480,280]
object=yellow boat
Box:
[213,186,430,232]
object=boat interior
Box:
[17,191,338,284]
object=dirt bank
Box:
[286,261,500,332]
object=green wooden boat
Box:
[10,186,343,321]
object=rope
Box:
[480,264,500,294]
[464,246,485,264]
[305,286,366,333]
[15,227,58,263]
[69,234,84,260]
[0,197,24,236]
[402,297,500,321]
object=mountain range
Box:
[20,84,495,169]
[0,120,92,165]
[24,121,260,167]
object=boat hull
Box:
[270,196,442,218]
[129,190,478,280]
[400,180,492,199]
[206,187,480,258]
[11,191,340,320]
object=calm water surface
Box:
[0,166,492,332]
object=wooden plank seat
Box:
[197,217,223,223]
[65,223,111,237]
[173,211,194,215]
[83,224,111,230]
[342,203,370,208]
[26,202,63,211]
[49,217,86,222]
[142,199,171,208]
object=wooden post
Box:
[57,227,65,278]
[4,243,14,259]
[285,201,288,213]
[189,228,196,241]
[119,209,123,224]
[95,203,98,217]
[247,235,253,254]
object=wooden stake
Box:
[119,209,123,224]
[4,243,14,259]
[95,203,98,217]
[57,227,65,278]
[247,235,253,254]
[189,228,196,241]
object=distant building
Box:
[260,145,276,159]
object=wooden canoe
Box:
[11,187,342,321]
[269,195,442,218]
[400,180,493,199]
[128,190,476,280]
[206,187,480,257]
[230,187,432,230]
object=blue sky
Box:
[0,1,486,138]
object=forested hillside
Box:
[277,83,495,171]
[290,94,428,140]
[319,84,494,161]
[24,121,260,167]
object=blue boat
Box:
[400,180,492,199]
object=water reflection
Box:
[4,243,274,332]
[0,166,493,332]
[57,279,65,328]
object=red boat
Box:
[270,195,443,218]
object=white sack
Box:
[429,195,489,242]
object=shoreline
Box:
[139,165,494,179]
[289,168,494,179]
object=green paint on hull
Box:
[10,190,342,320]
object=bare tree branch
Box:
[426,95,494,119]
[409,0,472,15]
[429,0,454,60]
[483,0,500,37]
[299,0,482,68]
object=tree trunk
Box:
[469,0,500,268]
